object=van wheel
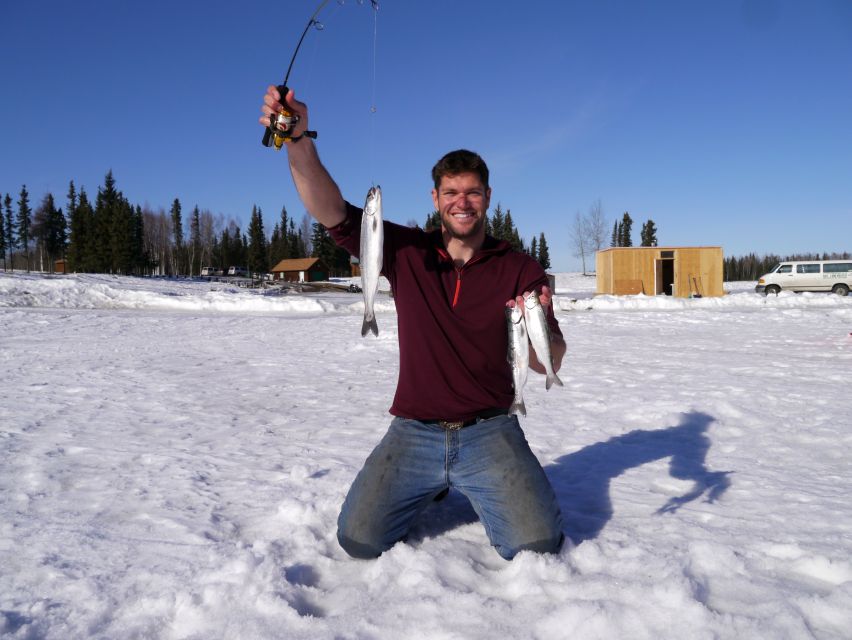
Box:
[765,285,781,296]
[832,283,849,296]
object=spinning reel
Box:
[262,84,318,150]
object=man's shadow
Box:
[410,411,732,544]
[547,410,732,544]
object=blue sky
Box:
[2,0,851,271]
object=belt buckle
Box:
[438,420,465,430]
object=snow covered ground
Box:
[2,272,851,639]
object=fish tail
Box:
[545,372,564,390]
[361,313,379,337]
[509,400,527,417]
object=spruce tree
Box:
[0,195,6,271]
[93,172,120,272]
[54,204,68,263]
[189,206,201,276]
[529,236,538,262]
[77,190,97,272]
[170,198,183,275]
[490,203,505,239]
[247,205,268,276]
[311,221,335,268]
[619,212,633,247]
[288,218,303,258]
[269,223,282,267]
[63,181,78,270]
[424,210,441,231]
[537,232,551,270]
[611,221,618,247]
[640,219,658,247]
[33,193,66,271]
[132,205,146,274]
[110,196,135,275]
[503,209,525,252]
[4,194,14,271]
[17,186,33,272]
[274,206,291,263]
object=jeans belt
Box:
[426,408,507,430]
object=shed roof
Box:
[270,258,323,272]
[597,246,721,253]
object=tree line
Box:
[6,175,845,281]
[724,252,852,282]
[1,172,321,277]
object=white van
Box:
[756,260,852,296]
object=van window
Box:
[824,262,852,273]
[796,264,821,274]
[777,265,793,273]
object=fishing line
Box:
[369,2,379,185]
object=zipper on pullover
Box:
[436,245,488,309]
[452,269,462,308]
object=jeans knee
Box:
[337,529,385,559]
[497,532,565,561]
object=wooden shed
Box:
[270,258,329,283]
[595,247,724,297]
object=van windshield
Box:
[769,263,781,273]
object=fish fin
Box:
[509,401,526,417]
[361,314,379,337]
[545,372,564,390]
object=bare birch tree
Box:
[569,210,591,275]
[570,199,609,275]
[198,209,218,269]
[143,207,172,276]
[586,199,609,254]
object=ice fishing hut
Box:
[595,247,724,297]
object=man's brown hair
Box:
[431,149,489,190]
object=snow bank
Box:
[3,272,849,316]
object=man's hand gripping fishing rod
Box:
[262,86,312,148]
[263,86,316,149]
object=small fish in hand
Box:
[524,290,563,390]
[360,185,383,337]
[506,304,529,416]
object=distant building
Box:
[270,258,329,283]
[54,259,68,274]
[596,247,724,297]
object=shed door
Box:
[655,259,675,295]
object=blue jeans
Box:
[337,415,564,560]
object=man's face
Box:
[431,172,491,241]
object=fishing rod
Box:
[262,0,379,150]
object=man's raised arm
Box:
[260,86,347,229]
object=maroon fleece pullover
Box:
[329,202,562,422]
